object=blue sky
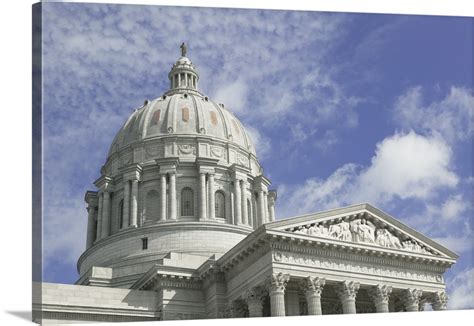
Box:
[41,3,473,309]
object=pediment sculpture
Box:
[287,217,436,255]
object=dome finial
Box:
[180,42,187,57]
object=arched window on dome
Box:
[145,190,159,221]
[181,188,194,217]
[118,199,124,230]
[215,191,226,219]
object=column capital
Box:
[120,163,143,181]
[267,190,277,203]
[336,280,360,300]
[94,175,115,192]
[266,272,290,293]
[255,174,271,189]
[368,284,392,305]
[302,276,325,296]
[429,291,448,310]
[156,157,179,174]
[402,288,423,307]
[196,157,219,173]
[84,190,98,206]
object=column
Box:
[430,291,448,311]
[241,180,248,225]
[130,180,138,227]
[178,73,181,87]
[402,288,423,312]
[258,190,265,225]
[303,276,325,315]
[96,193,103,240]
[86,205,97,249]
[199,173,207,220]
[160,174,167,221]
[101,191,110,238]
[267,272,290,317]
[169,173,177,220]
[368,284,392,313]
[208,173,215,219]
[268,193,276,222]
[263,192,269,223]
[234,179,242,225]
[122,180,130,228]
[336,281,360,314]
[245,287,266,317]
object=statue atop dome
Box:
[180,42,187,57]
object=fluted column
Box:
[208,173,215,220]
[199,173,207,220]
[122,180,130,228]
[263,191,269,223]
[241,180,248,225]
[96,193,103,240]
[303,276,325,315]
[234,179,242,225]
[245,287,266,317]
[267,272,290,317]
[101,191,110,238]
[336,281,360,314]
[258,190,265,225]
[368,284,392,313]
[130,180,138,227]
[430,291,448,311]
[169,173,177,220]
[160,174,167,221]
[86,205,97,249]
[402,288,423,312]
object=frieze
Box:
[145,145,161,158]
[272,251,442,283]
[177,144,196,155]
[287,216,438,256]
[210,146,226,159]
[236,154,248,167]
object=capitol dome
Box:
[78,44,277,288]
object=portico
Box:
[213,204,456,318]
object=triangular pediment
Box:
[266,203,458,260]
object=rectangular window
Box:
[142,237,148,250]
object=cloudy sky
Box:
[40,3,473,309]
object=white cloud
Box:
[448,268,474,310]
[393,86,474,144]
[353,131,458,203]
[213,79,249,114]
[277,131,459,217]
[439,195,468,221]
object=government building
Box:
[33,45,458,324]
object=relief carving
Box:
[210,146,224,158]
[237,154,248,167]
[178,144,196,155]
[288,216,435,255]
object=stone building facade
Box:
[33,46,457,324]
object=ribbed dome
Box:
[108,92,256,157]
